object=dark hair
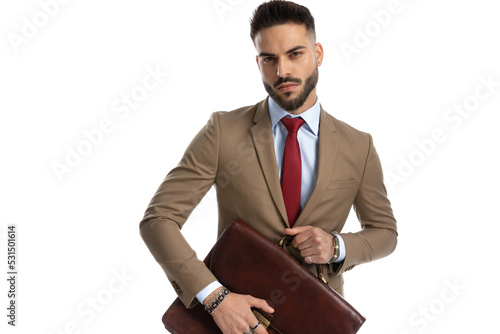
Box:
[250,0,316,42]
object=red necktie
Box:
[280,117,305,227]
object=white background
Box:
[1,0,499,333]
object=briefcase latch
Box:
[318,271,329,286]
[252,309,271,329]
[278,235,294,248]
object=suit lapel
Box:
[294,107,338,227]
[250,101,339,228]
[250,99,289,225]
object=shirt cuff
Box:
[333,234,346,263]
[196,281,223,304]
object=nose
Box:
[277,57,291,78]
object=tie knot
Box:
[281,117,305,134]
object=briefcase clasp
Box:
[252,310,271,329]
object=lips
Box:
[278,83,298,93]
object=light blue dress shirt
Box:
[268,96,320,210]
[196,96,346,303]
[268,95,345,260]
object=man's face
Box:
[254,23,323,114]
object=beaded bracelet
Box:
[204,287,230,314]
[328,233,340,264]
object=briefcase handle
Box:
[278,235,330,286]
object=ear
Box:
[314,42,324,66]
[256,55,261,71]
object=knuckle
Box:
[255,296,265,304]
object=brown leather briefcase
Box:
[162,219,366,333]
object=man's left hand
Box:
[284,226,334,264]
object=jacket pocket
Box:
[327,179,357,189]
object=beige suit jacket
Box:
[140,98,397,308]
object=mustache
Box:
[273,77,302,88]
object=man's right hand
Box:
[205,291,274,334]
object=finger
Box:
[286,228,315,248]
[247,296,275,314]
[299,239,327,257]
[302,252,315,264]
[300,247,315,258]
[247,311,268,334]
[301,241,332,264]
[294,232,315,249]
[284,226,312,236]
[252,321,268,334]
[300,228,331,249]
[296,236,316,250]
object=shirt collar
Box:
[268,95,321,136]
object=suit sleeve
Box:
[139,112,220,308]
[333,134,398,274]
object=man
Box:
[140,1,397,333]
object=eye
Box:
[290,51,302,58]
[262,57,275,64]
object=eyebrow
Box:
[258,45,307,58]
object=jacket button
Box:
[171,281,183,296]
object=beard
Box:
[263,66,319,112]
